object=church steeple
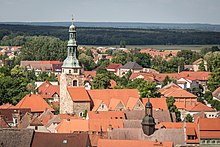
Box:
[142,98,156,136]
[62,17,81,71]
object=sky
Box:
[0,0,220,24]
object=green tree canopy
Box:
[208,68,220,92]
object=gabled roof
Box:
[213,87,220,100]
[126,97,143,110]
[38,81,60,99]
[97,139,173,147]
[109,99,124,110]
[67,87,91,102]
[88,111,125,120]
[187,102,214,112]
[30,117,44,126]
[0,103,13,109]
[129,73,156,82]
[56,119,89,133]
[160,83,197,98]
[106,63,122,69]
[32,132,90,147]
[120,62,143,69]
[14,94,54,112]
[142,98,168,110]
[88,89,139,108]
[192,58,204,65]
[91,99,103,111]
[83,71,96,78]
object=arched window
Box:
[73,80,78,86]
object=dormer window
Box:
[74,69,77,73]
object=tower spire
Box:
[71,15,74,25]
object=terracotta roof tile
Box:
[67,87,91,102]
[106,64,122,69]
[38,81,60,99]
[14,94,54,113]
[88,89,139,108]
[126,97,142,110]
[88,111,125,120]
[92,99,103,111]
[89,119,124,132]
[0,103,13,109]
[56,119,89,133]
[142,98,168,110]
[97,139,173,147]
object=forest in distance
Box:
[0,24,220,46]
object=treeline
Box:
[1,24,220,46]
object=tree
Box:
[208,68,220,92]
[185,114,193,122]
[198,61,206,71]
[204,52,220,71]
[78,53,96,71]
[137,81,161,98]
[162,76,177,87]
[166,96,181,122]
[133,53,151,68]
[92,74,111,89]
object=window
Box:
[69,70,71,74]
[79,112,83,117]
[35,126,38,130]
[73,80,77,86]
[101,104,105,109]
[74,69,77,73]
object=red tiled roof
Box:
[0,103,13,109]
[159,83,197,98]
[198,118,220,139]
[97,139,173,147]
[192,58,204,65]
[106,64,122,70]
[14,94,54,112]
[89,119,124,132]
[188,102,214,112]
[38,81,60,99]
[56,119,89,133]
[88,111,125,120]
[88,89,139,109]
[67,87,91,102]
[142,98,168,110]
[83,71,96,78]
[129,73,156,81]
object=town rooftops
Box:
[67,87,91,102]
[88,89,139,106]
[88,111,125,120]
[14,94,54,113]
[38,81,60,99]
[120,62,143,69]
[198,118,220,139]
[97,139,173,147]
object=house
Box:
[88,89,144,111]
[197,118,220,145]
[20,60,63,75]
[159,83,197,108]
[0,108,31,127]
[27,117,49,132]
[140,48,177,59]
[213,87,220,101]
[106,63,122,76]
[119,62,143,77]
[193,58,207,71]
[14,94,54,116]
[175,102,218,120]
[142,98,168,111]
[97,139,173,147]
[129,73,156,82]
[37,81,60,102]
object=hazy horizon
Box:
[1,0,220,24]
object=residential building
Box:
[119,62,143,77]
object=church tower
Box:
[142,99,156,136]
[60,17,85,114]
